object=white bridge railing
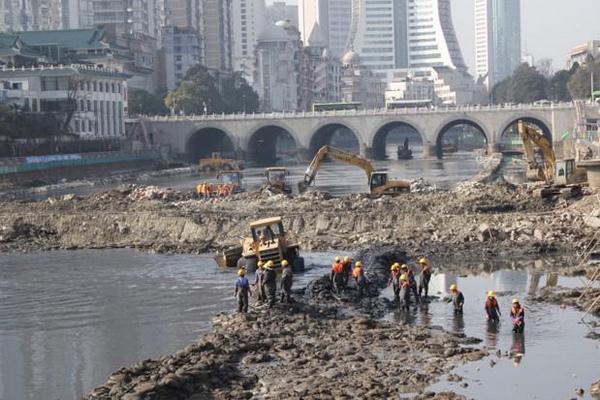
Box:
[133,101,578,123]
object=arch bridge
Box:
[132,103,587,162]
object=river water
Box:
[14,148,529,201]
[0,249,598,400]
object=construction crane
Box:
[299,145,411,196]
[518,121,586,197]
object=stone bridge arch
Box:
[245,122,301,165]
[185,124,237,163]
[434,116,490,159]
[308,120,363,158]
[369,119,426,160]
[498,115,554,148]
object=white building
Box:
[567,41,600,69]
[475,0,521,88]
[254,23,299,112]
[298,0,352,58]
[348,0,466,79]
[340,50,385,109]
[232,0,266,85]
[0,64,128,138]
[432,67,486,106]
[385,72,435,105]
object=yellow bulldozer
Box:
[198,152,243,175]
[298,145,411,196]
[215,216,305,273]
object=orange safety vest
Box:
[332,262,344,274]
[205,183,213,195]
[352,267,362,279]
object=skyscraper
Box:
[475,0,521,88]
[298,0,352,58]
[202,0,233,72]
[232,0,266,84]
[348,0,466,77]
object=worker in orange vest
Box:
[352,261,367,297]
[485,291,501,322]
[204,182,213,198]
[330,256,345,294]
[342,256,352,289]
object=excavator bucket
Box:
[297,181,308,193]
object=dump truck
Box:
[215,216,305,273]
[299,145,411,196]
[263,167,293,194]
[199,152,243,174]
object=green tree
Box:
[220,73,260,113]
[128,88,169,115]
[547,70,572,101]
[165,65,223,114]
[491,77,512,104]
[509,63,547,103]
[567,60,600,99]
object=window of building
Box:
[176,64,182,71]
[174,46,182,52]
[175,55,182,61]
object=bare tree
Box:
[535,58,554,79]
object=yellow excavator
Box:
[299,145,411,196]
[518,121,586,197]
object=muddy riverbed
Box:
[1,249,598,399]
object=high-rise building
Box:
[298,0,352,58]
[160,26,202,90]
[475,0,521,88]
[83,0,160,38]
[266,1,298,28]
[202,0,233,72]
[159,0,202,31]
[232,0,266,84]
[348,0,466,77]
[255,22,299,111]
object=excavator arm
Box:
[302,145,375,186]
[518,121,556,184]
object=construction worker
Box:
[352,261,367,297]
[399,273,410,312]
[204,182,213,198]
[262,261,278,308]
[510,299,525,333]
[402,264,420,304]
[253,261,266,302]
[450,284,464,314]
[342,256,352,289]
[388,263,401,302]
[280,260,293,303]
[418,257,432,298]
[330,256,345,294]
[234,269,252,313]
[485,291,501,321]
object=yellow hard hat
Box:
[335,256,341,262]
[512,298,520,304]
[281,259,289,267]
[450,284,457,291]
[400,264,408,270]
[488,290,496,298]
[257,261,265,268]
[391,264,399,271]
[400,274,408,281]
[237,269,246,276]
[265,260,274,268]
[355,261,362,267]
[418,257,428,265]
[344,256,350,262]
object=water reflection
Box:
[453,313,465,335]
[486,320,500,348]
[511,333,526,367]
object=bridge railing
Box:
[137,101,577,123]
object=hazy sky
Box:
[268,0,600,74]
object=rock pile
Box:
[84,303,485,400]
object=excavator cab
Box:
[554,159,575,186]
[264,167,292,194]
[370,172,388,190]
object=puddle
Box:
[381,271,600,399]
